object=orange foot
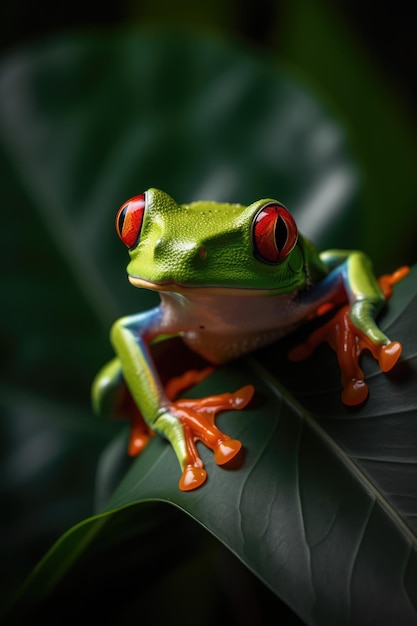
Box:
[289,266,409,406]
[171,384,255,491]
[126,366,254,491]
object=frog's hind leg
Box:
[92,357,153,455]
[164,366,215,400]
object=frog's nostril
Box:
[153,237,166,258]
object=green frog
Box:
[92,188,408,490]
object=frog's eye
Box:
[252,203,298,263]
[116,194,146,248]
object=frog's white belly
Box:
[159,289,318,364]
[182,325,299,363]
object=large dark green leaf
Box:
[1,23,416,626]
[5,267,417,626]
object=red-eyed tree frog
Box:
[92,188,409,491]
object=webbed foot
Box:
[160,383,254,491]
[289,266,409,405]
[122,365,254,491]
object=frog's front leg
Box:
[110,308,253,491]
[291,251,409,404]
[319,250,392,344]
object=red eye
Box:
[115,194,146,248]
[252,203,298,263]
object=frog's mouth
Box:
[128,275,281,297]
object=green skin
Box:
[93,188,390,482]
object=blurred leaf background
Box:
[1,1,416,624]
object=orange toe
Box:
[214,439,242,465]
[128,435,150,456]
[379,341,402,372]
[179,466,207,491]
[342,379,369,406]
[231,385,255,409]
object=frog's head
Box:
[115,188,306,294]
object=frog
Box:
[92,188,409,491]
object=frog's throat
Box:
[128,275,294,297]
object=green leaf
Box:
[6,267,417,625]
[1,25,416,626]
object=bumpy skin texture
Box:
[92,188,409,491]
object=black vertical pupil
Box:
[275,215,288,253]
[118,206,127,234]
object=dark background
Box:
[1,1,416,101]
[1,1,416,107]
